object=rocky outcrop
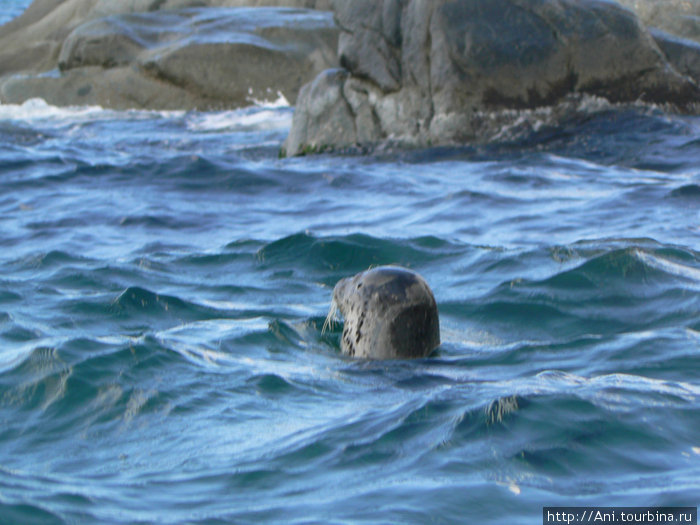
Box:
[283,0,700,156]
[615,0,700,86]
[651,30,700,86]
[0,0,336,109]
[616,0,700,43]
[5,0,700,129]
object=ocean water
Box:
[1,3,700,524]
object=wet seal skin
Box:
[326,266,440,359]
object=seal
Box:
[326,266,440,359]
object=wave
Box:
[0,502,64,525]
[185,100,292,133]
[0,97,185,125]
[173,362,698,513]
[255,232,466,280]
[669,183,700,199]
[393,96,700,173]
[0,289,22,304]
[5,235,698,343]
[2,55,699,522]
[446,243,700,342]
[0,294,696,523]
[0,97,292,135]
[534,246,700,291]
[5,250,93,270]
[109,286,222,321]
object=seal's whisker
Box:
[322,299,339,335]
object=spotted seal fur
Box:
[326,266,440,359]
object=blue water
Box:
[1,3,700,524]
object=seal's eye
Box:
[357,283,362,289]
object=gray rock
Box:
[334,0,402,92]
[57,14,162,71]
[614,1,700,83]
[0,0,337,109]
[0,65,207,110]
[282,68,357,156]
[136,8,338,106]
[652,29,700,85]
[283,0,700,156]
[616,0,700,43]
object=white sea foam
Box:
[186,107,293,132]
[0,97,185,124]
[485,94,616,142]
[246,88,290,109]
[0,98,104,122]
[187,97,292,131]
[186,91,292,132]
[0,343,36,375]
[0,96,292,134]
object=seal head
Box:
[330,266,440,359]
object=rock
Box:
[283,0,700,156]
[651,29,700,86]
[0,0,337,109]
[0,0,333,72]
[615,0,700,83]
[615,0,700,43]
[282,68,356,156]
[0,66,210,110]
[138,8,337,107]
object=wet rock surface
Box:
[284,0,700,156]
[0,0,336,109]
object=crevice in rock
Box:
[138,60,194,96]
[338,77,360,146]
[339,20,400,55]
[337,23,400,91]
[371,103,384,139]
[424,4,436,139]
[526,2,566,48]
[148,0,169,12]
